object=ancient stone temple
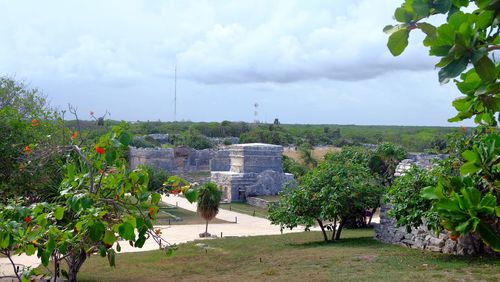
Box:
[211,143,294,202]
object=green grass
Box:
[219,202,268,218]
[64,229,500,281]
[156,206,229,225]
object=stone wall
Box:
[246,197,273,209]
[375,153,484,255]
[129,147,212,173]
[375,204,480,255]
[210,150,231,172]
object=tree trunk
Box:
[334,220,346,241]
[205,220,209,235]
[367,207,377,225]
[66,248,87,282]
[330,219,337,241]
[316,219,328,242]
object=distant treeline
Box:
[65,119,463,153]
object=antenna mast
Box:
[174,64,177,122]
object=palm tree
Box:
[197,182,223,237]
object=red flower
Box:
[31,119,39,127]
[70,131,79,140]
[24,216,32,224]
[23,145,32,155]
[95,146,105,154]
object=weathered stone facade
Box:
[211,144,294,202]
[375,153,485,255]
[129,147,212,173]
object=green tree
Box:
[269,148,383,242]
[385,0,499,125]
[196,182,223,237]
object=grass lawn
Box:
[156,206,229,225]
[219,202,268,218]
[69,229,499,281]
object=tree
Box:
[196,182,223,237]
[385,0,499,126]
[269,148,383,242]
[385,0,499,252]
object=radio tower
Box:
[254,102,259,123]
[173,64,177,122]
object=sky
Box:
[0,0,472,126]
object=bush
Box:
[142,165,171,192]
[386,165,439,232]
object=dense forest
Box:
[66,119,464,153]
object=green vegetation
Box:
[385,1,499,253]
[46,229,500,282]
[269,147,384,241]
[219,202,269,218]
[125,120,459,152]
[196,182,223,236]
[385,0,499,126]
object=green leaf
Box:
[461,187,481,207]
[473,56,497,83]
[135,235,146,248]
[394,7,413,23]
[54,206,64,220]
[166,247,174,257]
[89,221,105,242]
[475,0,490,9]
[26,244,36,256]
[417,22,436,45]
[412,0,430,16]
[107,249,116,267]
[461,150,478,162]
[151,193,161,205]
[436,199,461,212]
[452,97,472,111]
[119,133,132,146]
[476,10,495,29]
[118,222,135,241]
[0,233,10,249]
[438,57,469,84]
[421,186,440,200]
[460,162,480,175]
[103,230,117,245]
[479,194,497,209]
[105,149,117,164]
[184,188,199,203]
[387,28,410,56]
[433,0,452,13]
[476,222,500,251]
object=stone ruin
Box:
[128,143,293,201]
[375,153,483,255]
[210,143,294,202]
[129,147,212,173]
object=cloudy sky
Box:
[0,0,471,126]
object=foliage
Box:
[369,142,407,187]
[269,148,383,241]
[0,118,191,281]
[386,165,440,231]
[386,0,500,253]
[282,155,309,180]
[182,128,213,149]
[385,0,499,126]
[0,79,64,201]
[421,129,499,251]
[141,165,171,192]
[196,182,223,235]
